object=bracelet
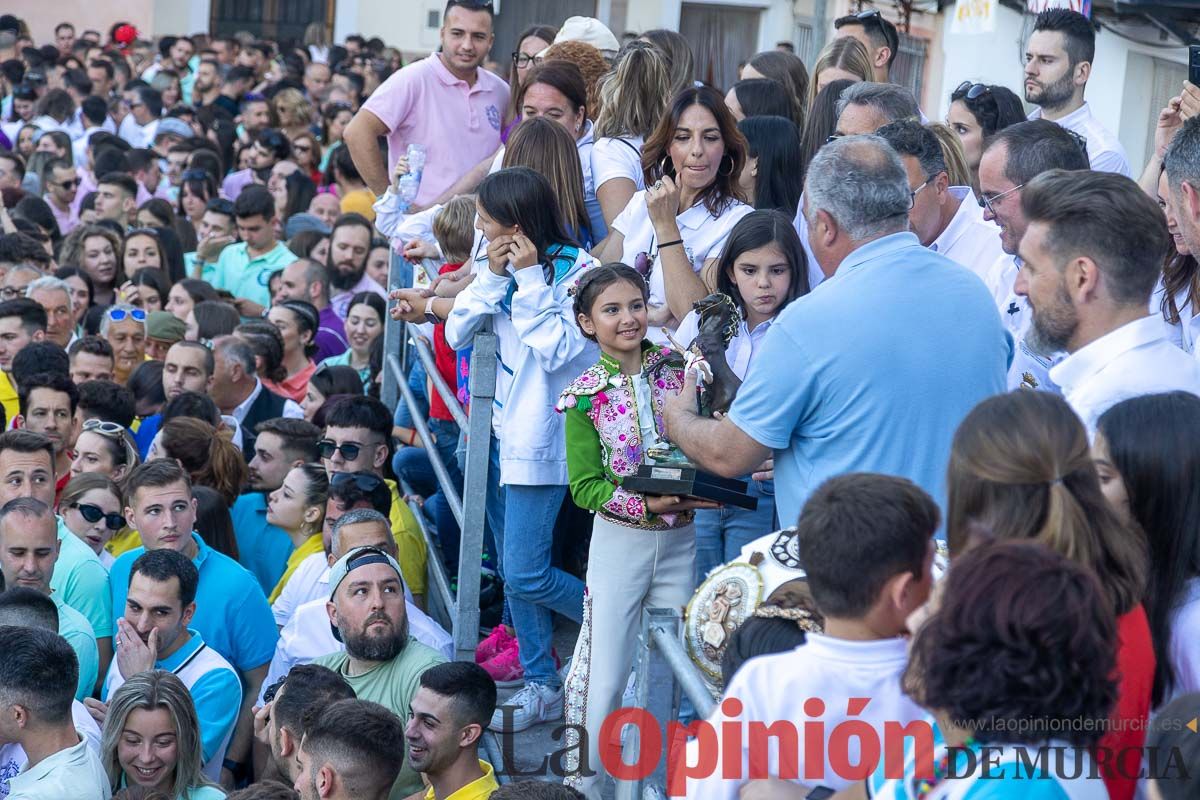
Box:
[658,239,684,249]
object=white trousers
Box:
[564,515,695,799]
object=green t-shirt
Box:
[314,639,445,799]
[53,593,98,701]
[209,241,295,308]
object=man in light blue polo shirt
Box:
[0,497,99,701]
[208,184,294,311]
[109,460,276,784]
[0,430,112,682]
[102,549,241,778]
[665,136,1010,526]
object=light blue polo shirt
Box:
[52,593,99,701]
[53,516,113,640]
[101,629,241,766]
[317,349,370,391]
[109,533,278,672]
[728,232,1010,528]
[209,241,294,307]
[230,492,293,595]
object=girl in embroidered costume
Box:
[674,209,810,583]
[558,263,719,797]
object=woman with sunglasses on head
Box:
[319,292,383,391]
[265,300,320,403]
[265,463,329,604]
[59,473,127,570]
[593,86,753,342]
[71,418,142,483]
[946,82,1026,193]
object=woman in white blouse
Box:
[593,85,754,342]
[590,41,672,228]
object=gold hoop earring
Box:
[718,154,735,177]
[659,154,674,178]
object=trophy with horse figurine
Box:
[622,292,759,510]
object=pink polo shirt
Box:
[361,52,509,207]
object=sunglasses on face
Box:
[54,178,79,189]
[331,471,385,491]
[319,439,369,461]
[70,502,126,531]
[106,307,147,323]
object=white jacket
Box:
[446,248,597,486]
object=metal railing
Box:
[380,249,506,776]
[616,607,718,800]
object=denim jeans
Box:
[487,439,584,687]
[693,477,778,585]
[393,357,428,429]
[393,418,464,573]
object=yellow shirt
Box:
[423,761,497,800]
[106,528,143,558]
[340,188,377,222]
[268,533,324,604]
[0,371,16,428]
[387,479,427,597]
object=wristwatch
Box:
[424,296,440,325]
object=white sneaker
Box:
[488,682,563,733]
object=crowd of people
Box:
[0,1,1197,799]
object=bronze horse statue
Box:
[686,293,742,417]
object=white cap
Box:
[553,16,620,56]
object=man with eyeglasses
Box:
[1,265,43,303]
[319,395,427,605]
[978,119,1089,391]
[40,158,79,236]
[1024,9,1130,177]
[876,119,1003,280]
[99,304,146,386]
[108,460,277,789]
[834,9,899,83]
[0,430,112,696]
[0,497,99,701]
[344,0,508,206]
[117,84,162,150]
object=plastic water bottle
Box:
[406,143,427,179]
[397,173,420,213]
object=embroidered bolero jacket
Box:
[557,342,688,529]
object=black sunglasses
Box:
[955,81,990,100]
[331,471,385,491]
[70,502,126,531]
[319,439,368,461]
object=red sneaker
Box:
[482,640,525,688]
[475,626,514,664]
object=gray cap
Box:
[154,117,193,142]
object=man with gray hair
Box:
[833,82,920,137]
[258,507,452,705]
[25,277,74,349]
[209,335,302,461]
[666,135,1009,527]
[876,119,1004,278]
[1165,116,1200,286]
[98,304,145,385]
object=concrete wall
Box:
[18,0,157,43]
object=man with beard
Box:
[233,417,322,594]
[314,541,445,800]
[1018,169,1200,434]
[327,214,387,319]
[193,58,222,108]
[977,120,1089,392]
[405,662,498,800]
[96,548,242,777]
[1024,9,1130,177]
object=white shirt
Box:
[5,732,110,800]
[612,192,753,343]
[590,135,645,191]
[0,708,100,799]
[1029,102,1131,177]
[1050,314,1200,435]
[983,253,1059,392]
[685,634,924,798]
[674,312,774,381]
[230,379,304,424]
[117,114,158,149]
[790,194,829,293]
[270,551,329,627]
[1152,275,1200,358]
[1166,577,1200,705]
[258,593,454,704]
[928,187,1005,280]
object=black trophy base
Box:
[622,462,759,511]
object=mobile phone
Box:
[1190,45,1200,87]
[805,788,835,800]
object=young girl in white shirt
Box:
[673,210,810,581]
